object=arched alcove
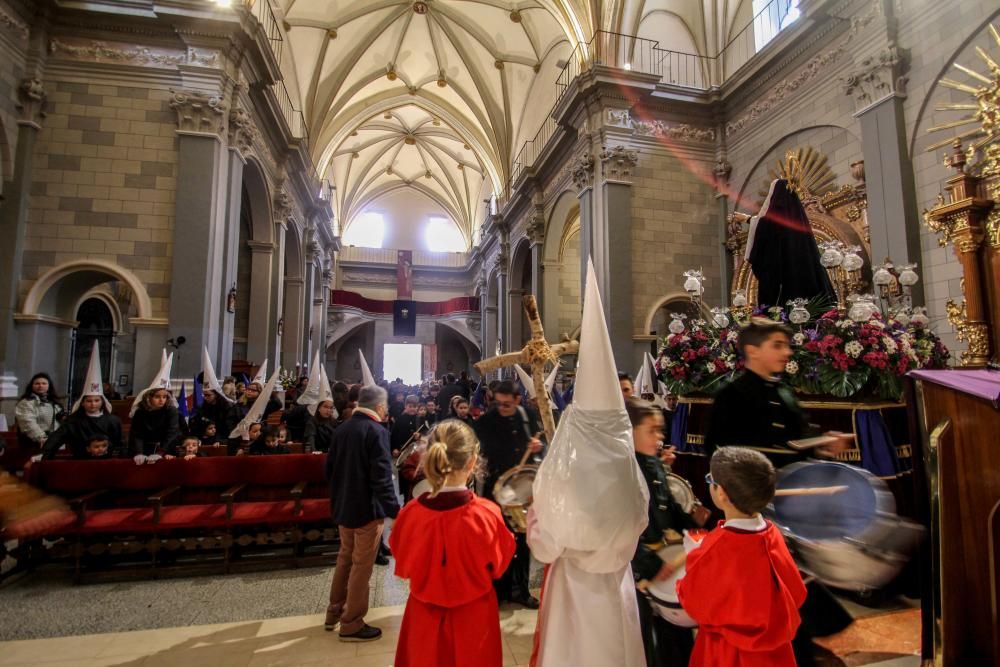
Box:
[71,297,116,399]
[234,159,275,364]
[542,189,582,338]
[508,239,533,348]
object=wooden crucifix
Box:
[474,295,579,441]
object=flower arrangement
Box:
[655,304,949,401]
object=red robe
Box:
[676,521,806,666]
[390,489,516,667]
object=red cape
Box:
[677,521,806,666]
[391,491,516,667]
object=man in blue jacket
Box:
[324,384,399,642]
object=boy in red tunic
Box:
[677,447,807,666]
[390,419,516,667]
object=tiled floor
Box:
[0,605,921,667]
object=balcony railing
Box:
[339,246,470,268]
[243,0,282,65]
[504,0,799,204]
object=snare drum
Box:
[641,544,697,627]
[769,461,922,591]
[666,473,696,513]
[492,465,538,533]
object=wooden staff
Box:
[773,485,850,497]
[474,295,579,442]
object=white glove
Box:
[133,454,147,465]
[30,454,43,463]
[146,454,162,464]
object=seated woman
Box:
[305,399,337,452]
[129,388,180,460]
[44,394,123,460]
[248,426,290,455]
[14,373,64,452]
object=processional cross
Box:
[474,295,579,441]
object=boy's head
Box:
[181,436,200,456]
[85,435,110,457]
[203,422,217,437]
[708,447,776,517]
[738,318,793,377]
[625,397,663,456]
[277,426,288,443]
[247,422,263,441]
[262,426,279,448]
[425,399,437,414]
[404,394,419,414]
[492,381,519,417]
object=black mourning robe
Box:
[128,405,181,456]
[746,179,835,307]
[44,411,124,459]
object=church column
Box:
[496,232,509,354]
[572,150,596,301]
[301,255,316,369]
[317,255,333,367]
[527,196,545,305]
[246,240,274,363]
[166,89,231,379]
[598,146,640,370]
[845,47,923,302]
[281,277,304,370]
[217,102,257,374]
[270,216,287,367]
[0,79,46,418]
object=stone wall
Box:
[22,80,177,316]
[556,227,581,338]
[0,1,28,194]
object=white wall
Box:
[342,188,467,252]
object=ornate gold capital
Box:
[946,299,992,366]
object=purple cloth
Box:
[854,409,903,476]
[908,369,1000,407]
[671,402,692,452]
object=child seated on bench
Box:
[177,435,205,460]
[78,435,116,460]
[249,426,290,456]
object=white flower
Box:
[845,340,864,358]
[882,336,898,353]
[838,320,853,329]
[726,359,736,369]
[726,331,738,342]
[785,360,799,375]
[793,333,806,345]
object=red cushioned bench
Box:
[16,455,337,580]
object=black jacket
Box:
[390,412,422,452]
[632,452,695,581]
[474,406,541,502]
[703,370,812,465]
[305,414,336,452]
[325,412,400,529]
[129,406,180,456]
[44,411,124,459]
[436,382,467,419]
[282,404,310,442]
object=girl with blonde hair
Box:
[389,419,515,667]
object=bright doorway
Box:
[383,343,422,385]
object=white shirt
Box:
[723,515,767,532]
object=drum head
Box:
[395,438,422,469]
[666,473,695,513]
[493,465,537,507]
[411,478,431,499]
[643,545,697,628]
[772,462,892,542]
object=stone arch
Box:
[734,124,860,212]
[643,292,709,336]
[281,222,306,366]
[542,189,582,336]
[22,259,153,321]
[76,288,124,334]
[237,158,276,364]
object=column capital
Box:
[170,89,227,137]
[527,215,545,247]
[843,45,909,114]
[16,78,46,127]
[273,189,294,228]
[228,103,260,156]
[599,145,639,185]
[571,150,595,192]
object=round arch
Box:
[542,189,582,336]
[643,292,710,335]
[508,238,533,348]
[242,157,274,244]
[22,259,154,321]
[76,288,124,333]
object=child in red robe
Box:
[677,447,807,666]
[390,419,516,667]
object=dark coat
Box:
[703,370,812,465]
[44,411,124,459]
[128,406,180,456]
[473,406,541,503]
[305,414,336,452]
[436,382,467,419]
[282,403,311,442]
[325,412,400,529]
[390,412,422,452]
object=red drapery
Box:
[331,290,479,316]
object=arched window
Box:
[753,0,800,52]
[343,211,385,248]
[425,216,466,252]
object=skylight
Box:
[753,0,800,52]
[343,211,385,248]
[425,217,466,252]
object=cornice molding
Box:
[49,37,219,69]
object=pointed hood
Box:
[161,348,168,368]
[130,351,177,417]
[229,367,281,439]
[72,341,112,414]
[296,350,323,406]
[202,346,233,403]
[571,259,625,413]
[528,257,649,574]
[358,349,375,386]
[544,362,559,395]
[308,365,336,416]
[635,352,656,396]
[514,363,536,399]
[252,359,268,386]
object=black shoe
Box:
[379,542,392,558]
[339,624,382,642]
[375,553,390,566]
[511,594,540,610]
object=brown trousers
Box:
[327,519,383,634]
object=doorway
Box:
[383,343,422,385]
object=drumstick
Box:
[517,432,542,468]
[773,485,850,497]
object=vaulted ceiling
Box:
[277,0,754,244]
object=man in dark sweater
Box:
[324,385,399,642]
[474,380,543,608]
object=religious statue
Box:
[227,284,237,313]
